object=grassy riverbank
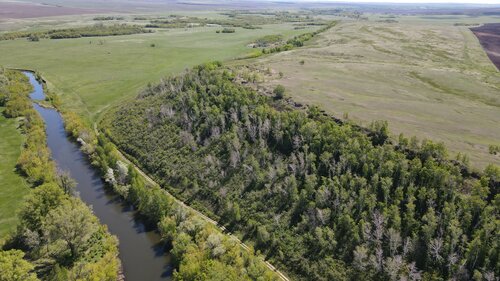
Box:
[0,69,120,280]
[0,108,28,239]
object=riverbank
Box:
[27,71,173,281]
[26,69,283,280]
[0,69,120,280]
[0,107,28,239]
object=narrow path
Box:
[101,126,291,281]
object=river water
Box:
[25,71,172,281]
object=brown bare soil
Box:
[0,2,101,19]
[471,23,500,71]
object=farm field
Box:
[252,18,500,168]
[0,108,28,239]
[0,23,316,121]
[471,23,500,71]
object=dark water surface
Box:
[25,72,172,281]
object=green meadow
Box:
[0,17,316,240]
[0,23,315,121]
[0,108,28,239]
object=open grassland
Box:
[365,13,500,25]
[0,10,226,32]
[0,108,28,239]
[0,23,316,121]
[252,19,500,168]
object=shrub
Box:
[27,34,39,42]
[273,84,286,99]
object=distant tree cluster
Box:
[0,24,151,41]
[216,28,236,34]
[103,63,499,281]
[262,21,337,55]
[93,16,125,21]
[0,69,119,280]
[253,34,283,47]
[219,28,236,33]
[143,13,298,30]
[47,24,151,39]
[27,34,39,42]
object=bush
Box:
[221,28,235,33]
[273,84,286,99]
[27,34,39,42]
[489,144,500,155]
[254,34,283,47]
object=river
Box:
[25,71,172,281]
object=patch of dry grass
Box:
[252,20,500,168]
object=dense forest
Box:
[0,69,119,280]
[57,79,282,279]
[0,24,151,41]
[102,63,499,281]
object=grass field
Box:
[252,18,500,168]
[0,108,28,239]
[0,23,316,121]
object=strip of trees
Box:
[143,13,305,29]
[102,62,499,281]
[0,68,119,281]
[0,24,151,41]
[262,21,337,54]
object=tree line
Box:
[0,24,151,41]
[101,62,499,281]
[142,12,314,30]
[261,21,337,54]
[93,16,125,21]
[0,68,119,281]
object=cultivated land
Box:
[0,108,28,239]
[0,1,100,19]
[252,18,500,168]
[472,23,500,71]
[0,23,316,121]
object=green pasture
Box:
[0,23,316,121]
[0,108,28,239]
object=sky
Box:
[306,0,500,3]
